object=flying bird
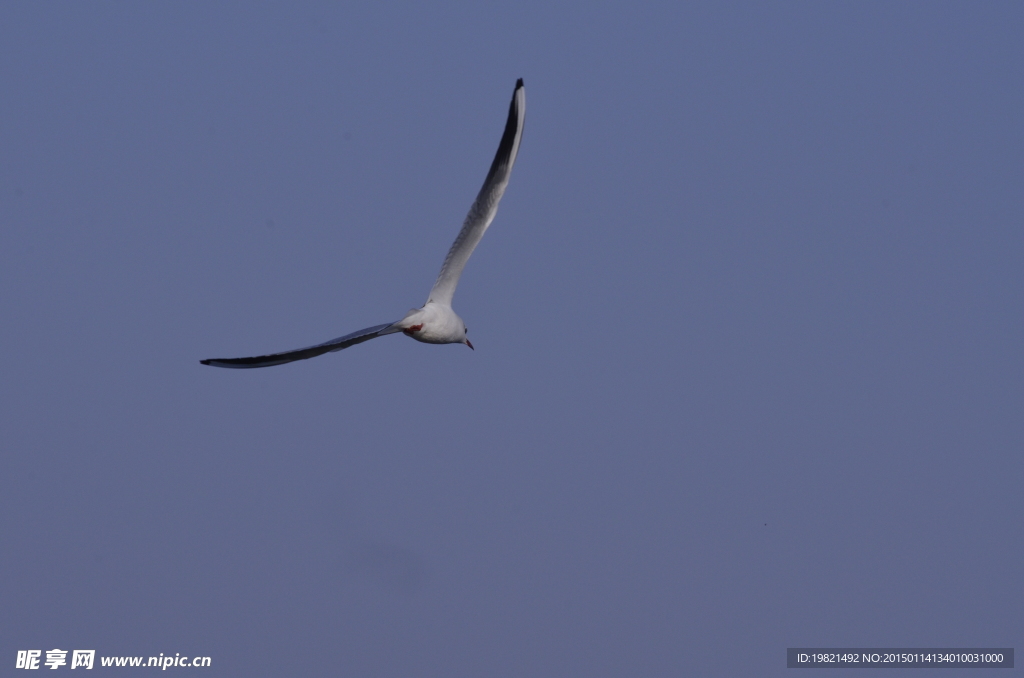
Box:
[201,79,525,369]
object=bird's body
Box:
[201,79,524,369]
[396,302,469,347]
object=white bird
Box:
[201,79,525,369]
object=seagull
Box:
[201,79,525,369]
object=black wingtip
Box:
[200,360,212,366]
[516,78,524,89]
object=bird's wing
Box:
[427,78,525,306]
[200,322,400,369]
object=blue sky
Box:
[1,3,1021,675]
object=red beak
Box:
[465,339,475,350]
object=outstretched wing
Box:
[427,79,525,306]
[200,322,400,369]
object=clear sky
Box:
[1,3,1021,676]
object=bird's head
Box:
[463,324,474,350]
